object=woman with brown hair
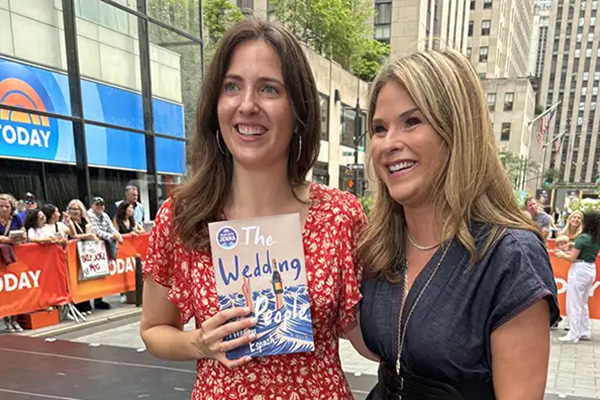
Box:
[559,210,583,242]
[0,193,26,332]
[357,48,559,399]
[113,201,144,236]
[140,19,367,399]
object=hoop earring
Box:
[296,134,302,162]
[215,129,225,154]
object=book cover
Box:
[208,213,314,360]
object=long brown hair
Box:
[172,18,320,250]
[358,48,538,280]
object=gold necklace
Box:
[407,231,441,251]
[395,242,451,376]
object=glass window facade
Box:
[0,0,198,218]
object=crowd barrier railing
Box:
[0,233,149,318]
[65,233,149,304]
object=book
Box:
[208,213,314,360]
[9,230,25,242]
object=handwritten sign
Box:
[208,213,314,360]
[76,240,110,280]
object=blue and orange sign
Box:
[0,57,185,173]
[0,59,74,162]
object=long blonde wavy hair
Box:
[560,210,583,239]
[357,48,538,280]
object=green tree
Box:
[271,0,388,80]
[499,151,540,189]
[351,39,390,81]
[203,0,245,64]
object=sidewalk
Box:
[12,294,141,339]
[9,299,600,399]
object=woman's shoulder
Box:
[310,183,364,219]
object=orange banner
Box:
[0,243,70,318]
[550,250,600,319]
[65,234,149,304]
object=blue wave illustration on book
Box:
[218,284,314,359]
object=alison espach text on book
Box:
[208,213,314,360]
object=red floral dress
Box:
[144,183,367,400]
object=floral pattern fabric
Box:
[143,183,367,400]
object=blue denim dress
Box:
[360,227,560,400]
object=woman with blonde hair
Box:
[66,199,98,315]
[357,48,559,399]
[559,210,583,241]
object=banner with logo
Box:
[65,233,149,303]
[0,59,75,163]
[76,240,110,280]
[0,244,70,318]
[0,57,185,174]
[550,250,600,319]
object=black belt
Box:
[376,362,495,400]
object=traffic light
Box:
[348,179,354,189]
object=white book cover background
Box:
[208,213,314,360]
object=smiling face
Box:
[217,40,294,170]
[370,81,448,208]
[570,213,582,228]
[126,204,134,217]
[0,199,10,220]
[37,211,46,227]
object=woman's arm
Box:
[555,248,581,263]
[28,236,57,244]
[491,299,550,400]
[340,310,380,362]
[140,277,257,367]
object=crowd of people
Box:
[0,185,147,331]
[525,196,600,345]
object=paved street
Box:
[50,309,600,400]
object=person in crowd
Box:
[559,210,583,242]
[88,196,123,310]
[554,208,563,226]
[555,234,572,253]
[113,185,145,226]
[15,200,26,216]
[526,196,553,241]
[66,200,98,242]
[357,48,559,399]
[555,211,600,343]
[40,204,71,246]
[113,201,145,236]
[0,193,25,264]
[24,209,58,244]
[140,19,368,400]
[18,192,38,224]
[0,194,26,333]
[66,199,98,315]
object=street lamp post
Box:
[353,98,361,197]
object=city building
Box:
[373,0,469,56]
[529,1,551,80]
[465,0,539,191]
[539,0,600,186]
